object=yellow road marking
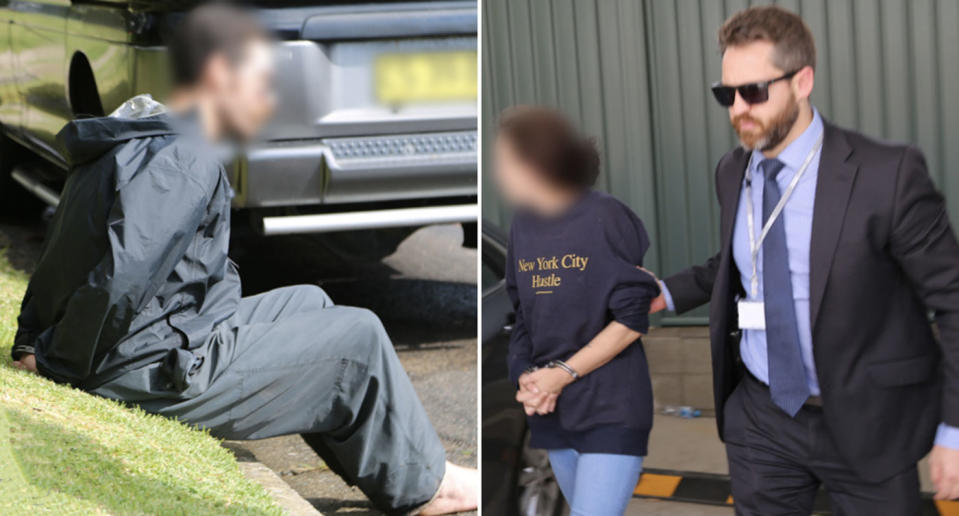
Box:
[633,473,682,497]
[937,500,959,516]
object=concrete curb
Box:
[237,460,323,516]
[223,441,322,516]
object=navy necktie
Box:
[760,158,810,416]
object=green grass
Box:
[0,248,283,516]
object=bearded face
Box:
[732,92,800,152]
[719,41,811,154]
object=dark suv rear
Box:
[0,0,477,255]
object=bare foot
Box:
[12,353,37,374]
[418,461,478,515]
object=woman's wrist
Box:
[547,360,580,385]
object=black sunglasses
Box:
[710,70,799,107]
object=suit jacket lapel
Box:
[714,149,750,315]
[809,122,859,329]
[719,151,750,255]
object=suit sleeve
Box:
[33,165,211,384]
[888,146,959,427]
[662,252,721,314]
[506,228,534,385]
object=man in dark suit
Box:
[649,5,959,514]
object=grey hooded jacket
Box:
[13,100,239,390]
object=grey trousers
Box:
[94,285,446,514]
[724,373,920,516]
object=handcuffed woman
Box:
[494,106,661,516]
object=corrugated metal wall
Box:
[482,0,959,324]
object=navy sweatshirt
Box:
[506,190,660,456]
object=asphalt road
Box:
[0,209,477,516]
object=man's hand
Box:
[649,293,667,314]
[638,266,668,314]
[12,353,37,374]
[931,445,959,500]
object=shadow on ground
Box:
[307,498,380,515]
[0,214,45,274]
[230,231,477,343]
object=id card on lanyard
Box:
[737,132,824,331]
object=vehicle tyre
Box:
[516,432,569,516]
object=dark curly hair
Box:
[498,106,600,190]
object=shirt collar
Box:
[751,107,823,173]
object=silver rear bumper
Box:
[231,130,477,208]
[261,204,477,235]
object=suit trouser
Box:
[93,285,446,515]
[724,373,920,516]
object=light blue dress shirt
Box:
[661,108,959,449]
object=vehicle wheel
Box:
[516,433,569,516]
[0,134,43,216]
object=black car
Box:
[481,220,568,516]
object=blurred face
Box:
[494,136,556,210]
[207,39,277,141]
[720,40,810,151]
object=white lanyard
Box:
[744,131,823,298]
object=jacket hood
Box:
[56,95,181,166]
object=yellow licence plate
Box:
[375,50,477,104]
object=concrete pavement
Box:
[628,498,732,515]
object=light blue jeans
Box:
[547,448,644,516]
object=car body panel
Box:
[262,36,476,141]
[0,0,477,231]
